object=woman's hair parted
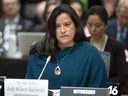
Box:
[30,4,87,61]
[86,5,108,25]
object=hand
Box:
[124,49,128,58]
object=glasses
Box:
[3,2,18,7]
[118,14,128,21]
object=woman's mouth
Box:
[60,35,68,38]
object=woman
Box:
[69,0,86,27]
[25,4,108,89]
[32,0,62,32]
[86,5,127,89]
[69,0,90,37]
[101,0,118,19]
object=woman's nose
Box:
[60,26,66,33]
[92,26,96,32]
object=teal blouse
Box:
[25,41,108,89]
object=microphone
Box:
[38,56,51,80]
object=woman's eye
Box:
[65,23,70,26]
[88,25,92,27]
[96,25,100,28]
[55,25,59,28]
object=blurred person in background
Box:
[69,0,90,37]
[69,0,86,27]
[102,0,119,20]
[0,0,34,57]
[33,1,47,25]
[105,0,128,58]
[81,0,117,20]
[32,0,62,32]
[86,5,127,93]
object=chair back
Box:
[0,60,28,79]
[100,51,111,77]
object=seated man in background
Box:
[105,0,128,58]
[0,0,34,57]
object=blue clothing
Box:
[105,18,128,50]
[25,41,108,89]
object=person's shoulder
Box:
[77,41,104,62]
[30,53,37,57]
[18,16,34,31]
[30,53,41,60]
[108,36,123,44]
[105,18,117,34]
[34,24,42,28]
[0,18,5,31]
[33,24,42,30]
[30,52,46,61]
[77,41,99,52]
[106,18,117,29]
[0,17,5,23]
[108,18,117,25]
[19,17,34,25]
[109,18,117,23]
[78,41,93,47]
[108,36,125,48]
[32,24,46,32]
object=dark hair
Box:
[30,4,87,60]
[86,5,108,25]
[69,0,86,27]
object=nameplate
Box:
[4,79,48,96]
[0,85,2,89]
[60,86,109,96]
[107,82,120,96]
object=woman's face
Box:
[70,2,83,18]
[86,15,108,39]
[55,13,76,49]
[46,5,57,21]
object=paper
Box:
[126,58,128,62]
[4,79,48,96]
[49,89,60,96]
